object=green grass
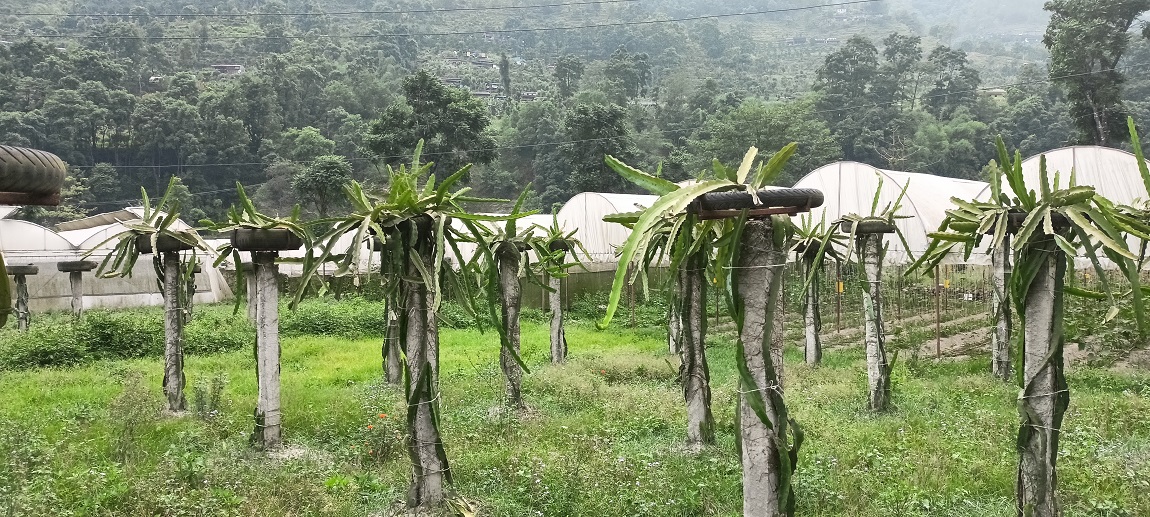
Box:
[1,317,1149,516]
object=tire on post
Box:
[0,144,68,206]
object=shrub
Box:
[281,298,387,339]
[0,324,85,369]
[77,310,163,359]
[184,312,254,356]
[569,289,670,327]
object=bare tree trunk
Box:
[802,256,822,365]
[1015,235,1068,517]
[252,252,282,449]
[383,300,403,384]
[859,234,890,412]
[402,241,450,509]
[736,220,796,516]
[497,244,524,408]
[14,274,29,331]
[992,239,1012,381]
[682,249,714,450]
[549,273,567,363]
[162,251,186,412]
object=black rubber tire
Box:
[136,234,196,254]
[0,145,67,195]
[841,220,897,235]
[230,228,303,252]
[57,260,97,273]
[6,264,39,276]
[793,243,821,260]
[692,188,824,212]
[547,239,571,252]
[1005,212,1069,234]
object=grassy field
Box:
[2,311,1149,516]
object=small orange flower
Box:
[379,413,387,419]
[367,425,374,430]
[600,370,606,374]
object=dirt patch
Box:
[267,444,330,464]
[1110,348,1150,372]
[916,327,987,359]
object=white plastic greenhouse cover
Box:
[973,146,1148,205]
[46,207,232,308]
[793,162,990,264]
[556,192,658,265]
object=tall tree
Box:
[557,103,636,201]
[923,46,982,120]
[603,46,652,104]
[367,70,496,177]
[552,55,585,99]
[293,155,351,217]
[1044,0,1150,145]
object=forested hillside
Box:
[0,0,1144,222]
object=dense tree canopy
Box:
[1044,0,1150,145]
[0,0,1135,219]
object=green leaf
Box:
[1130,117,1150,199]
[598,180,732,329]
[1064,207,1135,260]
[735,146,758,185]
[752,143,797,189]
[605,155,679,195]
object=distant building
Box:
[979,88,1008,99]
[210,64,245,75]
[519,91,539,101]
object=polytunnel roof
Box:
[793,162,989,263]
[973,146,1148,205]
[556,192,658,263]
[0,219,76,252]
[0,206,18,219]
[55,207,196,250]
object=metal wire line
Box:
[3,0,641,18]
[0,0,881,40]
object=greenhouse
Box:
[792,161,990,264]
[973,145,1149,205]
[555,192,657,267]
[0,206,231,312]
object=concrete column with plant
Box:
[295,142,513,509]
[87,178,211,413]
[603,145,819,515]
[792,216,844,367]
[205,183,313,450]
[537,225,580,364]
[991,239,1012,381]
[495,241,525,408]
[835,178,912,413]
[911,129,1150,516]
